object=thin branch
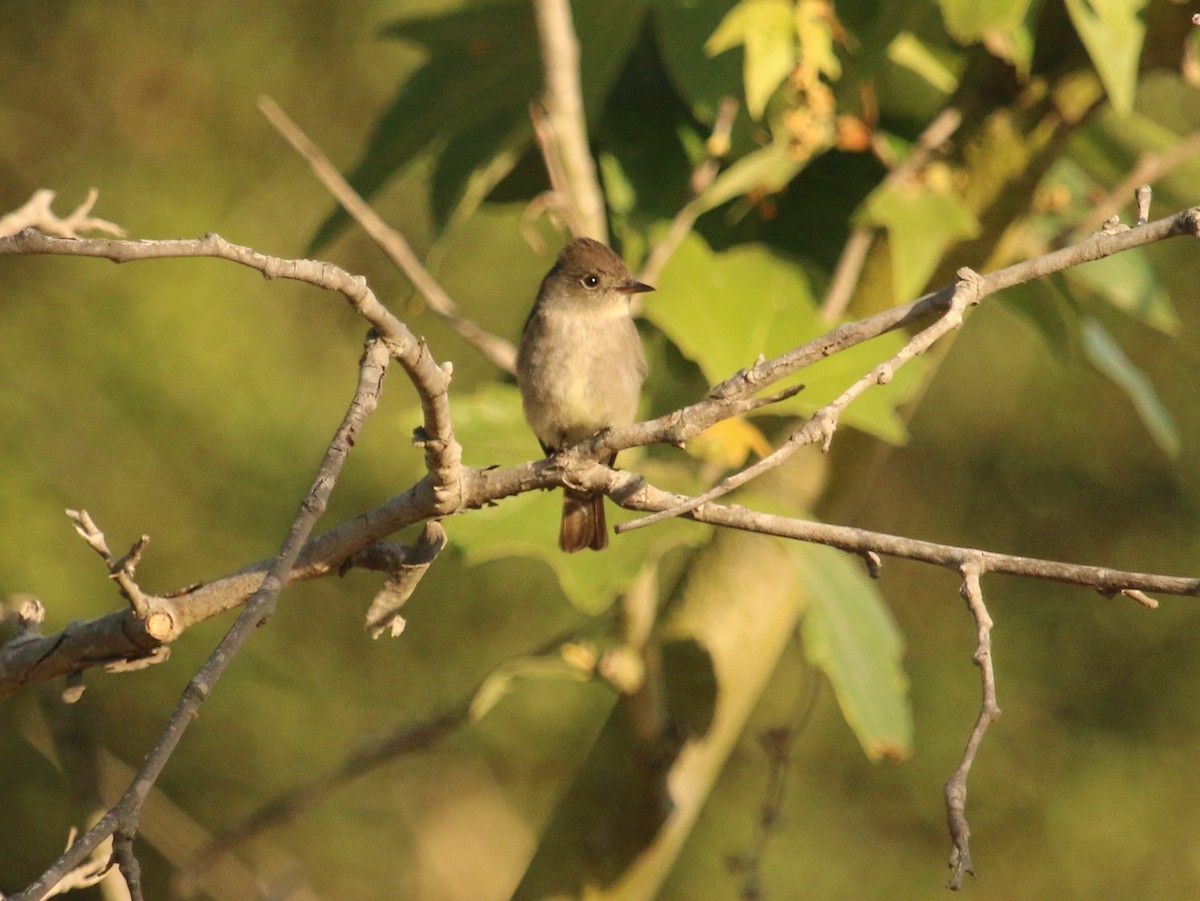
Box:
[944,562,1000,890]
[639,96,738,286]
[531,0,607,240]
[618,267,983,532]
[258,95,518,374]
[0,228,463,504]
[66,510,152,620]
[601,472,1199,599]
[362,520,448,639]
[1072,129,1200,238]
[10,336,392,901]
[529,101,573,237]
[39,829,117,899]
[819,108,962,322]
[0,189,126,239]
[818,228,874,324]
[3,207,1199,700]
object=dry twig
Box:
[944,563,1000,890]
[258,95,518,374]
[531,0,607,240]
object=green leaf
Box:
[935,0,1034,74]
[938,0,1032,47]
[648,233,817,382]
[1066,249,1179,335]
[886,32,960,94]
[693,138,803,212]
[860,182,981,304]
[794,542,913,761]
[598,152,638,217]
[1064,0,1146,117]
[646,232,926,443]
[1081,317,1180,457]
[706,0,795,119]
[655,0,747,123]
[310,0,649,248]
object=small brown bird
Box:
[517,238,651,552]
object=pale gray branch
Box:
[944,563,1000,890]
[258,95,518,374]
[531,0,607,240]
[9,335,393,901]
[0,189,126,239]
[3,207,1199,706]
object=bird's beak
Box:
[621,279,655,294]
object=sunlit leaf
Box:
[794,542,913,761]
[647,232,926,443]
[887,32,959,93]
[706,0,795,119]
[1081,317,1180,457]
[861,182,980,303]
[1064,0,1146,117]
[794,0,841,80]
[693,138,803,212]
[938,0,1031,39]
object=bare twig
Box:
[258,95,518,374]
[531,0,607,240]
[944,562,1000,890]
[39,828,117,899]
[9,337,393,901]
[618,267,983,532]
[3,208,1199,702]
[66,510,152,619]
[361,520,448,638]
[639,96,739,287]
[1135,184,1152,225]
[1072,130,1200,237]
[529,101,573,237]
[819,108,962,322]
[0,189,126,239]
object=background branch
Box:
[531,0,607,240]
[3,207,1199,701]
[10,336,392,901]
[258,95,518,374]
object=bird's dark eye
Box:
[581,274,600,289]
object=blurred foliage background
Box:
[4,0,1200,899]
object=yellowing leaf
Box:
[690,416,773,468]
[795,0,841,80]
[707,0,795,119]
